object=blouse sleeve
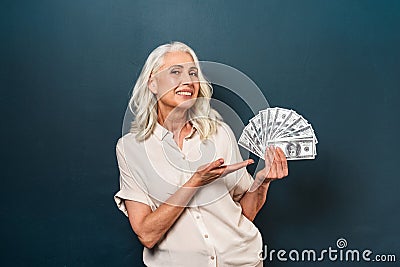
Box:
[231,171,254,202]
[114,138,153,217]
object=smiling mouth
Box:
[176,91,193,96]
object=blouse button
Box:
[210,256,215,260]
[204,234,209,238]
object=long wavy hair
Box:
[129,41,222,141]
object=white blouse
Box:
[114,121,263,267]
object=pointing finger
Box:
[223,159,254,176]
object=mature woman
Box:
[114,41,288,267]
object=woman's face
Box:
[150,51,200,113]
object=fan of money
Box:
[238,107,318,160]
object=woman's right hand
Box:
[188,158,254,187]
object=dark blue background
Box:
[1,0,399,266]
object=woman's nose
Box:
[181,72,194,85]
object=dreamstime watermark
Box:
[258,238,397,263]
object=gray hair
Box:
[129,41,222,141]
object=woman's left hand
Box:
[255,146,289,185]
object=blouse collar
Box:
[153,121,197,141]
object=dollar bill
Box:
[270,109,295,139]
[249,114,264,148]
[266,108,277,142]
[243,123,265,152]
[267,138,316,160]
[280,125,318,144]
[269,108,292,139]
[260,109,273,146]
[272,110,301,138]
[238,131,264,158]
[241,107,318,160]
[259,109,268,146]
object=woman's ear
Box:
[148,78,158,94]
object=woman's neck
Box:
[157,106,189,136]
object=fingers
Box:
[198,158,224,172]
[204,158,254,178]
[267,159,278,178]
[223,159,254,175]
[263,146,275,178]
[264,146,275,167]
[266,147,289,179]
[250,146,290,190]
[206,158,226,177]
[276,147,288,176]
[194,158,253,187]
[212,158,225,169]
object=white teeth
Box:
[176,91,192,96]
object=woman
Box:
[114,41,288,267]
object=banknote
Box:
[270,110,295,139]
[249,114,264,148]
[238,131,264,158]
[270,108,293,139]
[239,107,318,160]
[266,138,316,160]
[243,123,264,153]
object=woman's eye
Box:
[189,72,198,77]
[171,70,181,75]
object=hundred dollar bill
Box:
[267,108,278,140]
[276,114,305,136]
[259,109,269,146]
[269,108,292,139]
[270,109,295,139]
[286,116,309,133]
[272,110,301,138]
[238,132,264,158]
[267,138,316,160]
[279,125,314,140]
[249,114,264,148]
[278,114,318,144]
[269,108,279,139]
[244,123,264,153]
